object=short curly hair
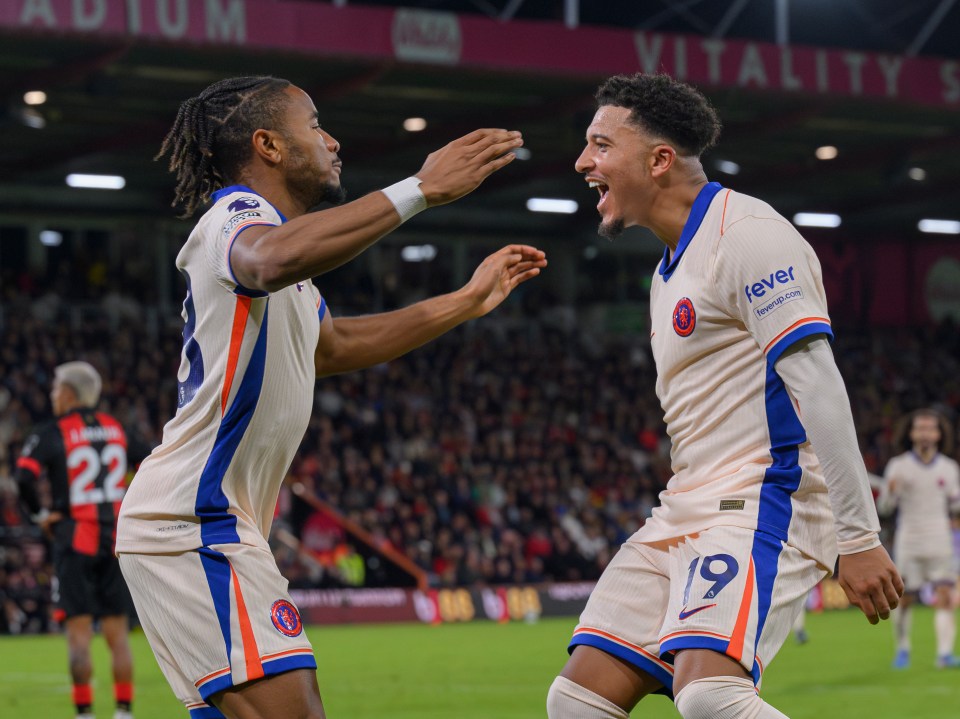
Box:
[595,73,721,157]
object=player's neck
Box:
[912,446,937,463]
[650,176,710,255]
[235,172,305,220]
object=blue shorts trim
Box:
[569,633,674,693]
[197,653,318,701]
[189,706,226,719]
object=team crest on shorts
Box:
[672,297,696,337]
[270,599,303,637]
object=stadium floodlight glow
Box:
[24,90,47,105]
[403,117,427,132]
[526,198,578,214]
[918,219,960,235]
[66,173,126,190]
[400,244,437,262]
[793,212,841,228]
[39,230,63,247]
[908,167,927,181]
[815,145,838,160]
[715,159,740,175]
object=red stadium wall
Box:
[810,238,960,327]
[4,0,960,107]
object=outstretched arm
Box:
[314,244,546,377]
[775,336,903,624]
[232,129,524,293]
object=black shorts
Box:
[53,548,131,620]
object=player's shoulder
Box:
[209,186,280,222]
[34,418,63,439]
[711,189,808,260]
[92,410,126,431]
[885,452,910,471]
[938,453,960,472]
[719,190,791,230]
[188,185,281,244]
[20,419,61,455]
[889,451,912,464]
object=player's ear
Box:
[251,128,284,165]
[649,144,676,177]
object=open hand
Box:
[837,545,904,624]
[416,129,524,206]
[460,245,547,318]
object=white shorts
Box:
[896,553,956,592]
[569,526,826,694]
[119,543,316,718]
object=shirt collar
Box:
[658,181,724,282]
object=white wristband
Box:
[381,176,427,222]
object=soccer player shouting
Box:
[547,73,901,719]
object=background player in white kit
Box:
[878,409,960,669]
[115,76,545,719]
[546,73,902,719]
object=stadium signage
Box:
[391,9,461,65]
[5,0,959,106]
[287,580,865,625]
[12,0,247,42]
[634,33,924,101]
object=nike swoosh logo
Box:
[678,604,717,620]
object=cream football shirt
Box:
[117,186,326,554]
[880,451,960,559]
[641,182,852,567]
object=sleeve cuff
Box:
[837,533,882,555]
[765,320,833,365]
[16,456,42,476]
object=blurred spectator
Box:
[1,272,959,631]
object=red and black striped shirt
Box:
[16,409,149,556]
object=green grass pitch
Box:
[2,608,958,717]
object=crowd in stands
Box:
[1,267,959,631]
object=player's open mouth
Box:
[588,180,609,211]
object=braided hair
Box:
[596,73,721,157]
[156,76,292,217]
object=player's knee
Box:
[546,676,629,719]
[675,676,783,719]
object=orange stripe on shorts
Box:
[231,565,264,682]
[727,556,755,662]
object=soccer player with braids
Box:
[547,73,902,719]
[116,76,545,719]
